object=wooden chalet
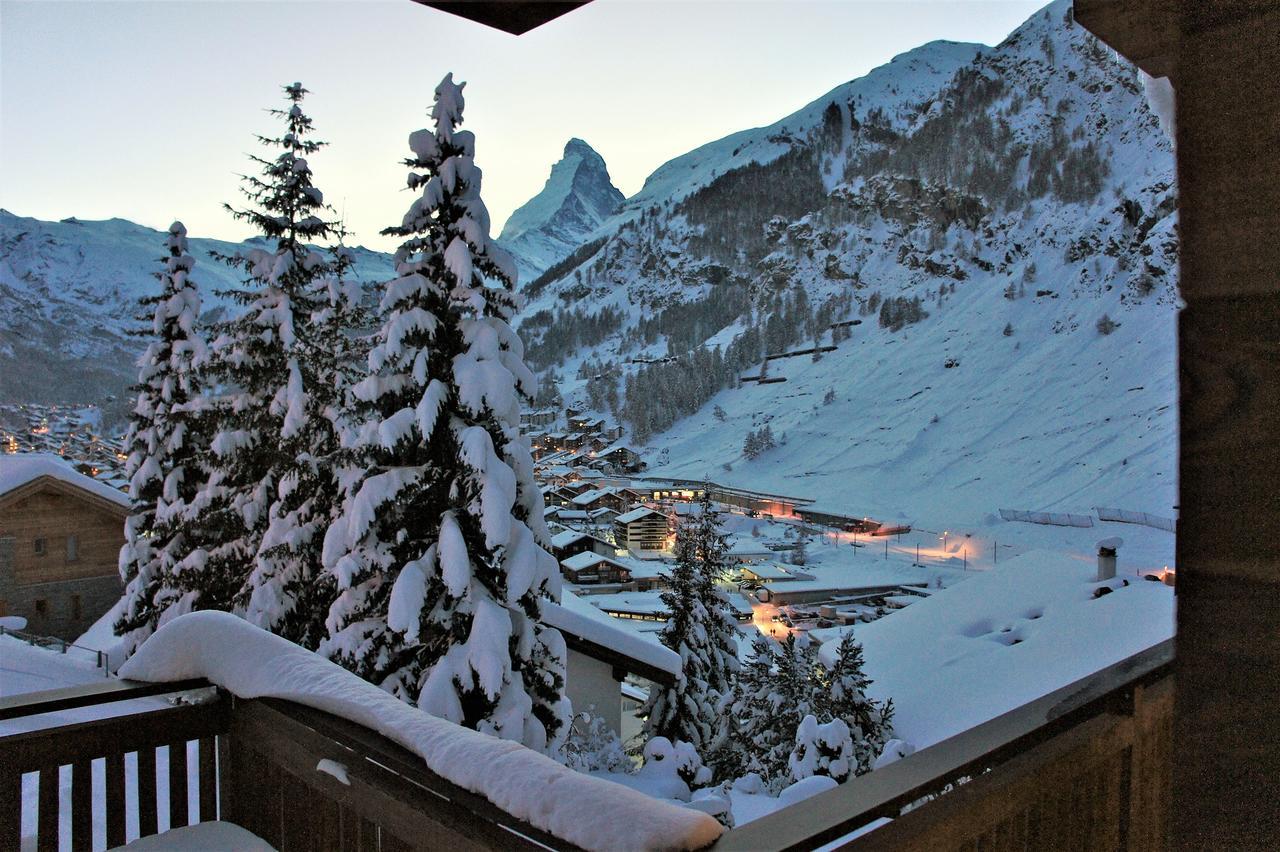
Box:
[0,454,129,640]
[559,552,635,586]
[549,529,615,563]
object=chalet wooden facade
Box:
[0,455,128,640]
[549,529,615,563]
[559,552,635,586]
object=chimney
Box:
[1096,537,1123,581]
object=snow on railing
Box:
[118,612,723,852]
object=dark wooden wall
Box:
[1172,3,1280,848]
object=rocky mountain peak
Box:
[498,138,624,283]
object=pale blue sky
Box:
[1,0,1045,251]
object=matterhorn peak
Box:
[498,138,625,282]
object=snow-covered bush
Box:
[563,711,632,774]
[789,714,854,784]
[639,737,712,800]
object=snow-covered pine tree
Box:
[687,493,741,776]
[114,222,209,656]
[733,632,823,789]
[322,74,567,751]
[245,235,366,649]
[642,493,739,770]
[176,82,338,625]
[818,631,894,776]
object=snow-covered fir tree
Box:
[819,632,894,776]
[244,236,366,649]
[735,630,893,788]
[114,222,209,656]
[733,633,823,788]
[322,74,567,751]
[175,82,340,626]
[642,494,739,770]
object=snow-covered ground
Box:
[815,548,1174,750]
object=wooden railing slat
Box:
[169,740,189,829]
[280,769,308,851]
[37,765,59,852]
[106,751,127,848]
[198,736,217,822]
[70,757,92,852]
[137,748,158,839]
[0,763,21,852]
[311,791,341,852]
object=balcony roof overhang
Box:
[412,1,592,35]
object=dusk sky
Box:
[2,0,1044,251]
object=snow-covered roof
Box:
[550,529,611,549]
[818,550,1174,751]
[598,443,638,457]
[741,563,793,580]
[543,592,681,680]
[561,551,630,573]
[616,507,665,524]
[587,591,669,615]
[0,453,130,510]
[727,538,774,556]
[571,487,616,506]
[119,612,718,849]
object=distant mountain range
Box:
[0,0,1180,527]
[510,0,1180,525]
[0,137,621,412]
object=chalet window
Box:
[71,594,82,620]
[66,534,79,562]
[33,537,46,556]
[34,599,48,616]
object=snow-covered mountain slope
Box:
[518,0,1180,529]
[0,211,393,410]
[498,138,624,284]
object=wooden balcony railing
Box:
[0,639,1173,851]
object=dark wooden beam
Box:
[1076,3,1280,849]
[413,1,591,35]
[1074,0,1179,79]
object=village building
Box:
[726,536,776,564]
[739,563,797,584]
[569,487,629,514]
[613,507,670,553]
[0,454,129,640]
[559,552,636,587]
[587,506,621,528]
[550,529,615,563]
[597,444,644,473]
[519,409,557,430]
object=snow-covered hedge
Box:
[119,612,722,852]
